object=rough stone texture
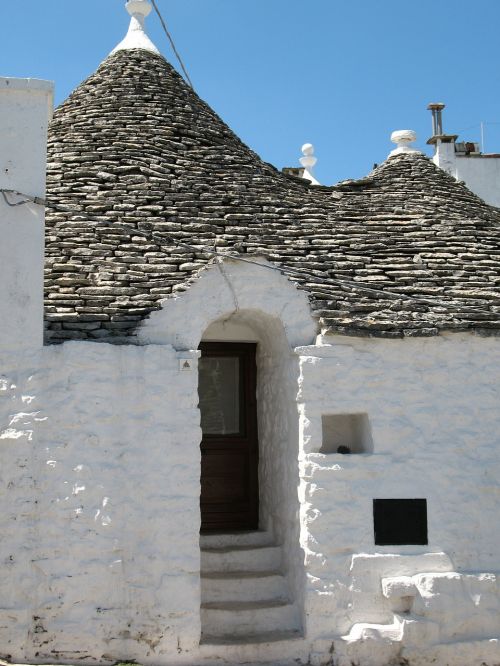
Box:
[335,559,500,666]
[45,49,500,342]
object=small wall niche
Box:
[321,413,373,454]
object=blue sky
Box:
[2,1,500,184]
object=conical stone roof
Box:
[45,48,500,342]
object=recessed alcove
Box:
[321,413,373,454]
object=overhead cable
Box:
[68,217,498,319]
[150,0,194,89]
[1,189,46,207]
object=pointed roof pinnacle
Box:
[388,130,421,158]
[111,0,160,57]
[300,143,320,185]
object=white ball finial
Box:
[126,0,153,18]
[389,130,419,157]
[302,143,315,157]
[299,143,320,185]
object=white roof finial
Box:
[389,130,420,157]
[300,143,320,185]
[111,0,160,56]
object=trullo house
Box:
[0,2,500,665]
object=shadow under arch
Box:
[138,257,316,635]
[199,307,307,635]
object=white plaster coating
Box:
[433,139,500,207]
[202,313,305,632]
[0,343,202,664]
[111,0,160,56]
[321,413,373,454]
[139,258,317,350]
[0,258,317,664]
[189,262,318,634]
[0,292,499,664]
[297,332,500,664]
[1,233,500,664]
[389,129,420,157]
[0,78,53,351]
[299,143,320,185]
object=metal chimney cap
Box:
[427,102,446,111]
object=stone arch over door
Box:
[137,257,317,351]
[138,257,317,626]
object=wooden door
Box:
[199,342,259,532]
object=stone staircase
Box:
[200,531,302,646]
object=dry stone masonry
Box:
[2,3,500,665]
[45,49,500,342]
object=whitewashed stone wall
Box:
[1,252,500,665]
[433,140,500,207]
[298,333,500,665]
[0,342,202,665]
[0,77,53,351]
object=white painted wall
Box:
[433,141,500,207]
[2,252,500,665]
[139,258,317,350]
[0,259,316,664]
[297,332,500,665]
[0,342,202,664]
[0,78,53,351]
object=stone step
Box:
[200,530,274,549]
[201,545,282,574]
[201,570,288,604]
[199,629,307,666]
[201,600,300,638]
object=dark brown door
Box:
[199,342,259,532]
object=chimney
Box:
[428,102,445,137]
[0,77,54,351]
[427,102,457,146]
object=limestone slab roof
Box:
[45,49,500,342]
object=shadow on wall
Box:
[201,310,306,632]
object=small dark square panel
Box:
[373,499,428,546]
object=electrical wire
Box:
[149,0,194,89]
[1,189,46,207]
[1,187,497,319]
[68,217,499,319]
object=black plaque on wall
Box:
[373,499,428,546]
